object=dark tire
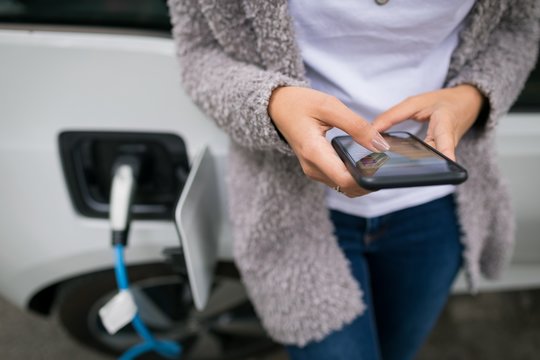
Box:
[55,262,278,360]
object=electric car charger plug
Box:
[103,156,182,359]
[110,155,140,246]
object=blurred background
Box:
[0,0,539,359]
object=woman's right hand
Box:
[268,86,390,197]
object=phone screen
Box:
[337,132,453,178]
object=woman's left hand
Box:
[372,84,486,161]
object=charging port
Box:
[59,131,190,220]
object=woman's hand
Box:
[268,86,390,197]
[372,85,486,161]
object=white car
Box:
[1,1,539,358]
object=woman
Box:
[168,1,539,359]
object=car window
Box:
[0,0,171,31]
[513,57,540,111]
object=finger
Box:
[318,97,390,153]
[341,188,370,198]
[303,163,367,197]
[303,137,370,196]
[300,161,339,190]
[423,137,436,149]
[372,96,423,133]
[428,112,456,161]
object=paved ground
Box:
[0,295,107,360]
[1,289,539,359]
[417,289,540,360]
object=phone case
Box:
[331,132,468,190]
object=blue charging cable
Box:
[113,244,182,360]
[108,157,181,359]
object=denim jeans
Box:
[286,194,463,360]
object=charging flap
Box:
[174,146,231,310]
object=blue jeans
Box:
[286,194,463,360]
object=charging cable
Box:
[108,156,182,360]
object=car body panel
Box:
[0,28,229,308]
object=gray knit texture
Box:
[168,0,540,346]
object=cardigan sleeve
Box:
[167,0,307,155]
[447,1,540,131]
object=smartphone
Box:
[331,131,468,190]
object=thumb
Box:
[319,97,390,152]
[341,122,391,154]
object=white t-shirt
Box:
[288,0,475,218]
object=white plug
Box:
[109,156,140,245]
[110,164,136,231]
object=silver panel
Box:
[174,147,231,310]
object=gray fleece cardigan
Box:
[168,0,540,346]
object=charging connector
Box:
[107,156,182,360]
[110,156,140,246]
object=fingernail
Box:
[371,133,390,152]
